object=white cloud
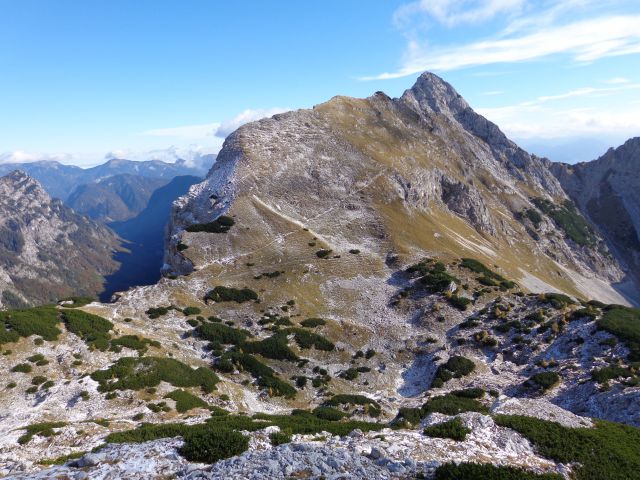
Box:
[394,0,525,28]
[105,145,218,170]
[142,123,220,139]
[0,150,74,164]
[365,14,640,79]
[478,95,640,139]
[214,108,289,138]
[604,76,631,84]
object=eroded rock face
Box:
[0,171,120,306]
[550,138,640,297]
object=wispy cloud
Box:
[214,108,289,138]
[0,150,74,164]
[477,84,640,138]
[364,14,640,79]
[394,0,526,28]
[604,77,631,84]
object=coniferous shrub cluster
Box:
[432,356,475,388]
[423,418,471,441]
[205,286,258,303]
[91,356,219,393]
[185,215,235,233]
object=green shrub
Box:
[424,418,471,441]
[433,356,475,386]
[300,318,326,328]
[325,394,380,409]
[522,207,543,227]
[532,198,596,246]
[205,286,258,303]
[269,431,292,446]
[448,295,472,311]
[242,334,299,361]
[90,356,219,393]
[0,306,61,344]
[31,375,47,385]
[312,406,346,421]
[180,428,248,462]
[41,380,54,390]
[495,415,640,480]
[62,310,113,351]
[110,335,159,354]
[165,389,208,412]
[420,267,459,293]
[11,363,32,373]
[17,422,66,444]
[339,368,359,380]
[529,371,560,391]
[451,387,484,399]
[435,462,562,480]
[316,249,333,258]
[185,215,235,234]
[540,292,576,309]
[196,322,251,345]
[597,306,640,361]
[422,394,488,416]
[145,306,170,319]
[182,307,202,316]
[279,328,335,351]
[570,308,598,322]
[27,354,45,363]
[591,366,633,384]
[222,351,296,397]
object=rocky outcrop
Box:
[550,138,640,298]
[0,171,120,306]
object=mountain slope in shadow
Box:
[100,175,201,301]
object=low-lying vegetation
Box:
[597,305,640,361]
[432,356,475,388]
[17,422,67,445]
[185,215,235,234]
[424,418,471,441]
[62,310,113,351]
[460,258,516,291]
[532,198,597,246]
[434,462,562,480]
[91,356,219,393]
[495,415,640,480]
[528,371,560,391]
[0,306,61,345]
[164,389,208,412]
[205,286,258,303]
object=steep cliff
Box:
[0,171,120,306]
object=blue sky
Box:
[0,0,638,166]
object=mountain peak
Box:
[401,71,470,118]
[1,170,48,197]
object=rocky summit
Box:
[1,73,640,480]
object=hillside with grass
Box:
[1,73,639,479]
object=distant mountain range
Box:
[0,156,212,201]
[67,174,169,222]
